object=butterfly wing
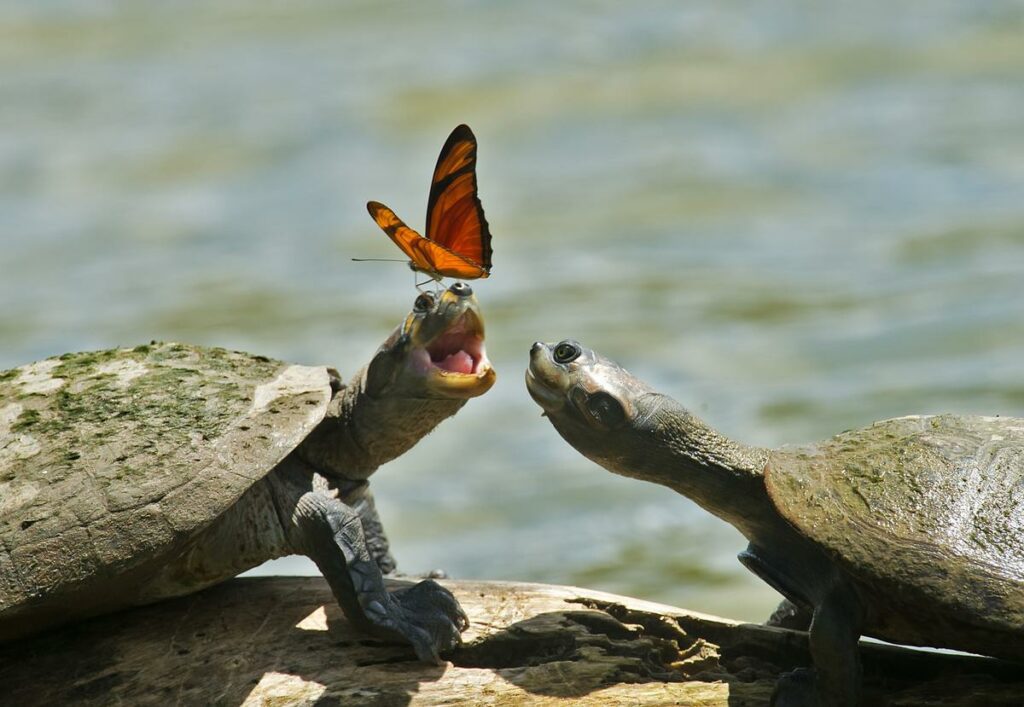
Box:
[367,201,434,272]
[367,200,486,279]
[424,124,493,277]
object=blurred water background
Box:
[2,1,1023,622]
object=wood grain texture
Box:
[1,577,1021,706]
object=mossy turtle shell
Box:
[0,343,331,613]
[766,414,1024,637]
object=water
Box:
[2,1,1023,622]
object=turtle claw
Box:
[368,579,468,664]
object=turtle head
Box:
[304,282,495,480]
[527,340,771,531]
[526,340,668,479]
[365,281,496,400]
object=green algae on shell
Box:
[0,342,331,611]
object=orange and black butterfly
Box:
[366,124,493,286]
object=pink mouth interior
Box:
[411,316,486,375]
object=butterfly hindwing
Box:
[367,201,426,265]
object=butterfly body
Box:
[367,125,493,283]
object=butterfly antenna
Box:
[351,258,408,263]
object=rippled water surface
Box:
[3,1,1024,621]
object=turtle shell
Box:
[0,343,330,619]
[766,414,1024,643]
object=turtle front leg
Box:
[771,585,863,707]
[290,490,468,663]
[351,490,397,574]
[353,489,451,580]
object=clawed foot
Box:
[770,667,818,707]
[364,579,469,664]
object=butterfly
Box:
[366,124,493,286]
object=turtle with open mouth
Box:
[0,281,495,663]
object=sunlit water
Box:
[2,1,1023,622]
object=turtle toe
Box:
[381,579,469,663]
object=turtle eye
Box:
[553,341,581,364]
[413,293,435,313]
[586,391,625,429]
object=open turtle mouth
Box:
[410,310,491,379]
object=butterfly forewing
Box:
[367,200,486,279]
[425,125,493,273]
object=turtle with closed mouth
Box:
[0,281,495,663]
[526,339,1024,705]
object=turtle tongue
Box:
[434,350,474,374]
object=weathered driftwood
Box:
[2,577,1022,706]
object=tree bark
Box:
[2,577,1021,706]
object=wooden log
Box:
[1,577,1022,705]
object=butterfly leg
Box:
[414,275,443,293]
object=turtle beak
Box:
[525,342,567,413]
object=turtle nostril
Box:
[449,281,472,297]
[531,342,543,354]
